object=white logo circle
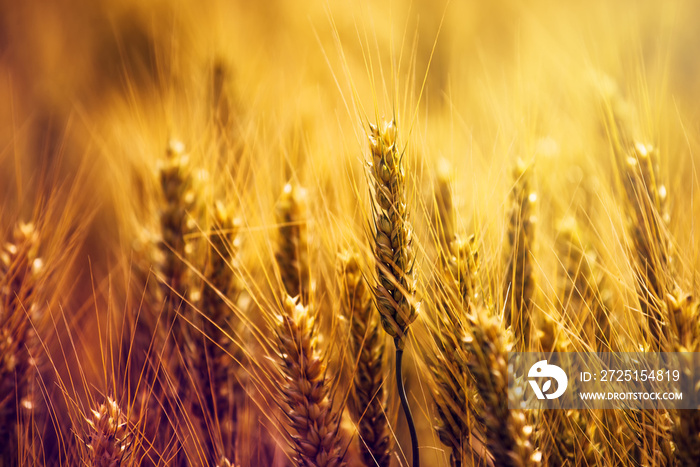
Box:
[528,360,568,399]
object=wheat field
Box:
[1,0,699,466]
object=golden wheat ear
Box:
[428,165,485,466]
[601,86,692,466]
[158,139,198,295]
[464,305,541,467]
[555,216,612,352]
[504,158,537,351]
[130,139,202,465]
[155,138,200,377]
[434,158,456,250]
[0,222,46,465]
[620,144,673,346]
[367,119,421,466]
[602,93,673,348]
[275,183,311,306]
[337,250,392,467]
[195,200,245,465]
[272,295,347,466]
[82,397,133,467]
[369,120,418,350]
[430,235,484,467]
[666,290,700,465]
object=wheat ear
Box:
[196,200,244,465]
[602,91,678,465]
[368,119,420,467]
[555,216,612,351]
[430,236,483,467]
[157,138,199,369]
[273,295,346,466]
[504,159,537,350]
[369,120,418,350]
[338,250,391,467]
[666,290,700,465]
[605,92,700,464]
[275,183,311,306]
[464,304,540,467]
[138,139,199,463]
[602,93,672,346]
[620,143,673,345]
[0,222,45,464]
[159,139,197,299]
[210,61,235,143]
[128,140,196,369]
[430,167,483,466]
[83,397,132,467]
[435,159,456,249]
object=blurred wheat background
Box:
[1,0,699,466]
